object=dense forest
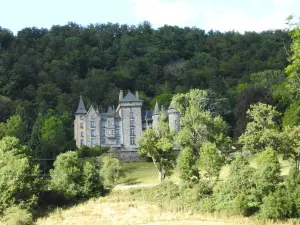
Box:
[0,21,295,155]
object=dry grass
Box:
[35,190,298,225]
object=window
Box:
[130,119,134,127]
[116,137,120,145]
[80,139,84,146]
[130,127,135,136]
[91,130,95,137]
[130,137,135,145]
[80,123,84,129]
[101,134,106,144]
[130,112,134,119]
[80,115,84,120]
[90,121,95,128]
[100,120,105,127]
[115,129,120,137]
[114,121,119,127]
[80,132,84,137]
[101,129,105,136]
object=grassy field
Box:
[119,154,292,185]
[35,190,297,225]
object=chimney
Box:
[135,91,139,99]
[119,90,123,101]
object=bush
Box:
[50,151,104,199]
[77,145,109,158]
[213,154,256,215]
[1,206,33,225]
[100,155,121,187]
[259,187,293,219]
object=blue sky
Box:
[1,0,300,34]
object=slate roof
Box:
[75,95,87,114]
[107,106,113,114]
[142,110,153,120]
[119,91,142,102]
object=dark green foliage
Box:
[0,24,292,152]
[77,145,109,158]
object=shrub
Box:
[77,145,109,158]
[259,187,294,219]
[213,154,256,215]
[100,155,121,187]
[50,151,104,199]
[1,206,33,225]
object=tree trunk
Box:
[159,169,163,182]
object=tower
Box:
[152,102,160,128]
[116,90,143,150]
[74,95,87,147]
[167,103,180,131]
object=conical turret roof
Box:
[75,95,87,114]
[153,101,160,115]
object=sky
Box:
[1,0,300,34]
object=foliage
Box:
[199,142,225,180]
[177,147,200,182]
[282,125,300,170]
[4,115,27,143]
[173,89,230,181]
[77,145,109,158]
[238,103,282,153]
[1,206,33,225]
[283,100,300,127]
[100,155,121,186]
[0,137,40,213]
[49,151,104,199]
[213,154,256,216]
[138,114,176,182]
[285,16,300,97]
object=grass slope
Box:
[119,155,291,185]
[35,190,295,225]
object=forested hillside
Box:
[0,21,293,152]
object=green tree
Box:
[282,126,300,171]
[199,142,225,180]
[283,100,300,127]
[173,89,230,181]
[4,114,27,143]
[238,103,282,153]
[138,114,176,182]
[285,16,300,97]
[0,137,40,212]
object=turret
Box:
[119,90,124,102]
[152,102,161,128]
[167,103,180,131]
[74,95,87,147]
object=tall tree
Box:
[138,114,176,182]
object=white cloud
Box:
[130,0,199,27]
[130,0,298,32]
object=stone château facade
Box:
[74,90,180,154]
